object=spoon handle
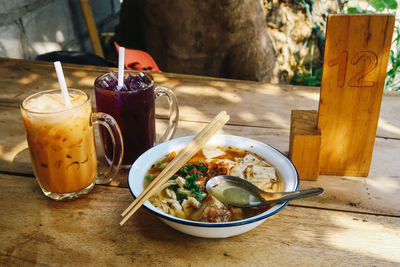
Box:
[259,187,324,204]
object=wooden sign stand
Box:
[289,14,395,180]
[289,110,321,180]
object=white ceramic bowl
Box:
[128,135,299,238]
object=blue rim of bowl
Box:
[127,134,299,228]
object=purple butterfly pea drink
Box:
[95,71,179,168]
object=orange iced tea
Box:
[21,90,97,197]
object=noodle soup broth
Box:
[144,146,282,223]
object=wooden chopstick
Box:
[120,110,227,218]
[120,111,229,224]
[120,111,230,226]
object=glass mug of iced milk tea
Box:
[20,89,123,200]
[95,71,179,168]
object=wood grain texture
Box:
[1,58,400,265]
[0,57,399,218]
[0,60,399,213]
[289,110,321,180]
[318,15,395,176]
[1,58,399,139]
[1,174,399,266]
[2,114,400,217]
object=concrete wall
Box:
[0,0,120,59]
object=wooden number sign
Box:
[317,14,394,176]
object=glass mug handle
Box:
[155,86,179,143]
[91,112,124,184]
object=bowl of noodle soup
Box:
[128,135,299,238]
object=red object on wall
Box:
[114,42,161,72]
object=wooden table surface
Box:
[0,58,399,266]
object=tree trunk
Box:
[115,0,276,82]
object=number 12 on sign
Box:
[327,50,378,87]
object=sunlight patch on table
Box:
[367,175,400,194]
[0,140,28,162]
[255,84,284,96]
[153,74,171,82]
[378,118,400,136]
[156,120,168,140]
[323,214,400,263]
[18,73,39,85]
[238,111,257,122]
[72,71,89,77]
[156,119,229,138]
[293,90,320,102]
[262,112,289,128]
[49,81,63,89]
[77,77,96,86]
[157,79,180,88]
[155,107,171,117]
[208,81,229,87]
[176,86,241,103]
[161,106,208,121]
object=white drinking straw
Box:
[117,46,125,90]
[54,61,71,107]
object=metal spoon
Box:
[205,175,324,207]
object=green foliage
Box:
[344,0,399,91]
[291,67,322,86]
[290,40,323,86]
[368,0,398,11]
[289,0,399,91]
[385,28,400,91]
[345,0,398,13]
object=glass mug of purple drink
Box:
[94,71,179,168]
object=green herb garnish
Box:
[178,167,189,176]
[178,164,195,177]
[184,172,199,190]
[168,184,179,191]
[145,175,153,181]
[184,171,203,200]
[176,193,187,203]
[166,163,205,203]
[168,175,178,180]
[168,183,187,204]
[191,190,204,201]
[186,164,195,171]
[196,163,208,173]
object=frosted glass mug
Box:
[21,89,123,200]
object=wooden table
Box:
[1,58,399,266]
